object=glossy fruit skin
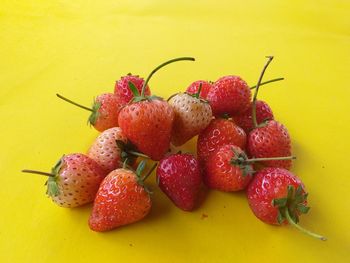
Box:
[89,168,151,232]
[185,80,212,99]
[118,99,175,161]
[93,93,122,132]
[87,127,127,174]
[205,144,253,191]
[114,75,151,105]
[169,93,212,146]
[234,100,274,133]
[247,167,307,225]
[156,154,202,211]
[207,76,251,117]
[52,154,106,208]
[247,120,292,169]
[197,118,246,167]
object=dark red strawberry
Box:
[197,118,246,167]
[206,75,251,117]
[89,161,156,231]
[22,154,106,207]
[56,93,122,132]
[156,153,202,211]
[185,80,212,99]
[118,57,195,161]
[247,56,293,169]
[114,74,151,104]
[247,167,326,240]
[234,100,274,133]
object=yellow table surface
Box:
[1,1,349,262]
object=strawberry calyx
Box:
[116,140,150,166]
[185,83,209,103]
[272,185,326,241]
[21,155,64,197]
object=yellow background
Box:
[1,1,349,262]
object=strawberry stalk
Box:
[250,77,284,90]
[252,56,274,128]
[284,207,327,241]
[141,57,195,97]
[194,83,203,99]
[141,163,158,182]
[245,156,296,162]
[21,169,55,177]
[56,94,93,112]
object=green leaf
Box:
[297,204,310,214]
[46,176,59,197]
[287,185,295,200]
[88,101,101,125]
[136,160,146,177]
[277,210,285,224]
[147,95,163,101]
[272,198,288,207]
[51,156,63,175]
[242,165,254,177]
[128,81,140,97]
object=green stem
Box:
[22,169,55,177]
[56,94,93,112]
[252,56,274,128]
[246,156,296,163]
[127,151,150,159]
[195,83,203,99]
[250,77,284,89]
[285,207,326,241]
[141,57,195,97]
[142,163,158,182]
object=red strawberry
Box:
[234,100,274,133]
[118,57,195,160]
[56,93,122,132]
[247,56,292,169]
[87,127,127,173]
[168,92,212,146]
[247,167,326,240]
[206,75,251,117]
[114,74,151,104]
[247,120,292,169]
[197,118,246,167]
[205,144,253,191]
[185,80,212,99]
[156,153,202,211]
[89,161,155,231]
[22,154,106,207]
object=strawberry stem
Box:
[250,77,284,90]
[141,163,158,182]
[194,83,203,99]
[252,56,274,128]
[22,169,55,177]
[285,207,327,241]
[246,156,296,163]
[56,94,93,112]
[127,151,150,159]
[141,57,195,97]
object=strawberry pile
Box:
[23,56,326,240]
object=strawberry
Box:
[87,127,127,173]
[206,75,251,117]
[114,74,151,105]
[247,56,292,169]
[88,161,156,231]
[247,167,326,240]
[197,118,246,167]
[234,100,274,133]
[56,93,122,132]
[205,144,254,191]
[118,57,195,160]
[168,89,212,146]
[156,153,202,211]
[185,80,212,99]
[22,154,106,207]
